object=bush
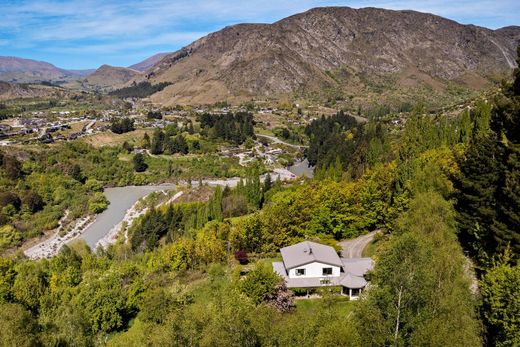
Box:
[23,191,44,213]
[0,225,22,249]
[133,153,148,172]
[2,156,23,180]
[238,263,281,305]
[88,192,109,214]
[0,192,21,210]
[234,250,249,265]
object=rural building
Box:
[272,241,373,299]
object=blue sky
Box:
[1,0,518,69]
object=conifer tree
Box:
[455,44,520,260]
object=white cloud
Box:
[46,32,207,54]
[1,0,518,68]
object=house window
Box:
[320,279,330,285]
[322,267,333,276]
[295,268,306,276]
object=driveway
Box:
[339,230,379,258]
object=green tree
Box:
[0,303,39,347]
[455,46,520,260]
[2,155,23,180]
[22,191,44,213]
[13,261,48,311]
[132,153,148,172]
[150,129,165,155]
[238,263,281,305]
[141,132,150,149]
[356,192,481,346]
[263,173,272,193]
[481,249,520,346]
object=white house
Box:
[272,241,373,300]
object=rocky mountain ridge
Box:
[141,7,520,105]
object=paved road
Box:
[257,134,308,149]
[339,230,379,258]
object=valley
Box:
[0,4,518,347]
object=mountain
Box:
[140,7,520,106]
[80,65,141,91]
[129,53,170,72]
[0,56,81,83]
[0,81,67,101]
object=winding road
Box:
[256,134,308,149]
[339,230,379,258]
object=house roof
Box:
[341,258,374,277]
[339,273,367,289]
[280,241,343,269]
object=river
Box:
[80,162,313,249]
[25,165,313,258]
[288,158,314,178]
[79,184,176,249]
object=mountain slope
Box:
[81,65,141,91]
[142,7,520,105]
[0,56,80,83]
[129,53,170,72]
[0,81,66,100]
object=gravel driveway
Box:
[339,230,379,258]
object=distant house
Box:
[272,241,373,300]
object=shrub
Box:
[238,263,281,305]
[234,250,249,265]
[133,153,148,172]
[88,192,109,214]
[22,191,44,213]
[0,192,21,210]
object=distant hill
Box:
[0,81,65,100]
[66,69,96,77]
[139,7,520,106]
[80,65,141,91]
[0,56,82,83]
[129,53,170,72]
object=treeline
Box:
[0,142,125,250]
[145,128,189,155]
[306,111,392,179]
[109,81,171,98]
[452,48,520,346]
[0,239,351,346]
[129,166,274,252]
[199,112,254,145]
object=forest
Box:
[198,111,254,145]
[109,82,172,98]
[0,133,247,252]
[0,49,519,347]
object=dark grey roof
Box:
[280,241,343,269]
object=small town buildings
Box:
[273,241,373,300]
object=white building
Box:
[272,241,373,299]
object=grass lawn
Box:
[362,236,385,257]
[295,296,355,316]
[82,128,150,148]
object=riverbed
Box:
[79,184,176,249]
[25,165,311,258]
